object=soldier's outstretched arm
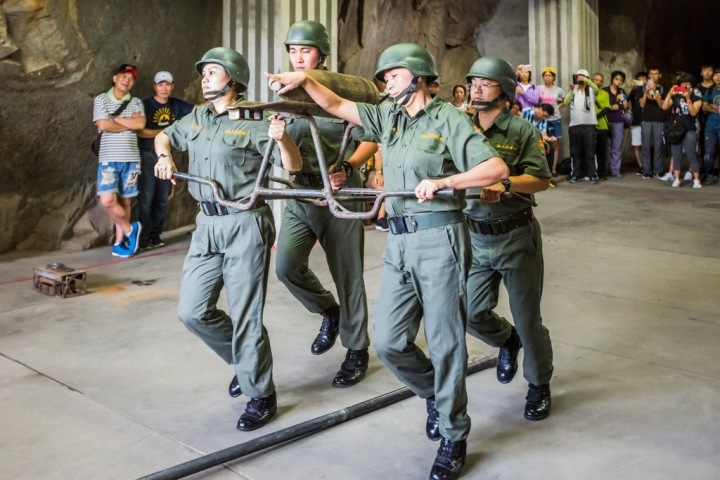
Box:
[265,71,362,126]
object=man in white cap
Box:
[562,69,601,183]
[137,71,194,249]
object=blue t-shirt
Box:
[139,97,194,151]
[703,86,720,130]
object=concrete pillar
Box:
[529,0,599,88]
[528,0,599,162]
[222,0,339,235]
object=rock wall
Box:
[0,0,221,254]
[338,0,505,101]
[597,0,650,85]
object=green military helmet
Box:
[374,43,438,83]
[195,47,250,91]
[284,20,331,55]
[466,56,516,99]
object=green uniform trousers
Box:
[275,199,370,351]
[373,222,471,441]
[466,219,554,385]
[177,205,276,399]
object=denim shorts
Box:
[97,161,141,197]
[547,119,562,139]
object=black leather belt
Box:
[294,173,324,188]
[199,201,265,216]
[466,208,534,235]
[388,211,465,235]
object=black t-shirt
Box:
[139,97,194,151]
[670,92,702,131]
[641,86,668,122]
[628,86,644,126]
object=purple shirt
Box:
[603,87,627,124]
[516,83,540,110]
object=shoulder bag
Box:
[91,99,131,156]
[663,119,686,145]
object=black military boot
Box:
[425,396,441,441]
[310,306,340,355]
[236,391,277,431]
[228,375,242,398]
[524,383,551,421]
[497,327,522,384]
[429,437,467,480]
[332,348,369,388]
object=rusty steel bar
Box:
[173,171,460,217]
[178,97,535,217]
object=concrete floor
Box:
[1,174,719,480]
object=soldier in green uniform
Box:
[154,47,302,432]
[274,20,377,388]
[464,57,554,421]
[267,43,508,480]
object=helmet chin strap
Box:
[204,79,235,102]
[471,93,505,112]
[393,75,419,106]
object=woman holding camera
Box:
[515,64,539,115]
[603,71,630,178]
[662,73,703,188]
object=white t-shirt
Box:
[568,87,598,127]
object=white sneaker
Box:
[684,171,693,181]
[693,179,702,189]
[660,172,674,181]
[672,178,681,188]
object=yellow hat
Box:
[542,66,557,76]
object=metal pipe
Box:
[138,355,497,480]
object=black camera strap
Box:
[97,99,131,137]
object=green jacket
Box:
[594,89,611,131]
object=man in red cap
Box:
[92,64,146,257]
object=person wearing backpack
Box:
[603,70,630,178]
[563,69,601,183]
[701,67,720,185]
[662,73,703,188]
[92,64,145,257]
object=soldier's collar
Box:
[483,108,513,132]
[390,95,444,119]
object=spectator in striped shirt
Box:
[523,103,557,172]
[92,64,146,257]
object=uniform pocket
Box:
[219,132,252,166]
[187,128,203,164]
[411,132,447,177]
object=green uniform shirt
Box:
[163,104,281,202]
[465,109,550,221]
[356,97,498,216]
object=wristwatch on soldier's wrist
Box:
[341,161,353,177]
[501,179,512,192]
